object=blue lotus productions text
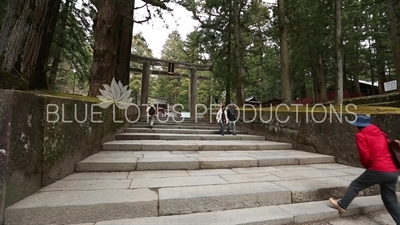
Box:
[203,103,359,124]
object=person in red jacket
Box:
[329,115,400,224]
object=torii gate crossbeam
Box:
[130,54,212,118]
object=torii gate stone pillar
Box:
[140,62,150,116]
[190,67,197,118]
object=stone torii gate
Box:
[130,54,212,117]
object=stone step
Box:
[101,140,293,151]
[115,133,265,141]
[6,164,395,225]
[5,189,158,225]
[91,194,392,225]
[138,117,206,122]
[133,121,215,126]
[75,150,335,172]
[124,128,248,134]
[131,125,222,129]
[133,121,218,125]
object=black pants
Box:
[338,170,400,224]
[227,121,236,135]
[220,121,226,135]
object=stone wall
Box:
[237,107,400,168]
[323,92,400,106]
[0,90,137,208]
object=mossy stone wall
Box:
[0,89,137,207]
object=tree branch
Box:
[142,0,167,9]
[135,3,148,10]
[134,5,152,23]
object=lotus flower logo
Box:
[97,78,133,109]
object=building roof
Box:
[262,98,282,105]
[149,97,168,104]
[245,96,258,101]
[349,79,378,87]
[245,96,261,104]
[358,80,378,87]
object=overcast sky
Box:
[134,0,276,58]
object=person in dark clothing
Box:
[216,104,228,136]
[226,104,237,135]
[146,103,156,128]
[329,115,400,225]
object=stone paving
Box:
[75,149,335,172]
[101,139,293,151]
[4,118,399,225]
[298,210,395,225]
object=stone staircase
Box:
[4,117,399,225]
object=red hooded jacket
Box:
[355,124,397,172]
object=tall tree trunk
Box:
[368,38,376,95]
[353,23,361,96]
[334,0,343,104]
[0,0,61,90]
[299,81,307,99]
[0,1,9,30]
[353,44,361,95]
[48,0,72,90]
[385,0,400,91]
[115,0,134,87]
[343,54,348,91]
[88,0,134,97]
[134,90,138,104]
[311,66,319,103]
[316,54,327,102]
[88,0,118,96]
[225,80,231,105]
[376,36,387,94]
[226,41,231,105]
[308,44,319,103]
[233,0,244,106]
[226,0,232,105]
[278,0,291,104]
